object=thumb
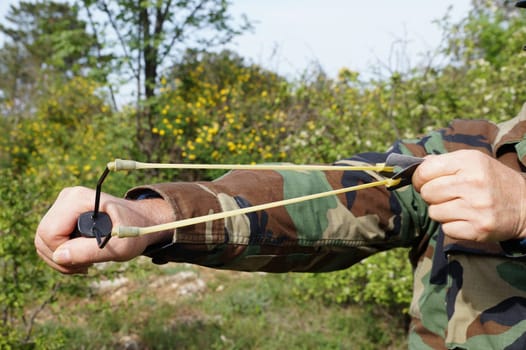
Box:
[52,237,108,266]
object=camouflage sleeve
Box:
[126,151,422,272]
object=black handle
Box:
[385,153,424,190]
[70,211,113,248]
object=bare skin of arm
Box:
[35,186,174,275]
[412,150,526,243]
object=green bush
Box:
[293,249,412,315]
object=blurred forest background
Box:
[2,0,526,349]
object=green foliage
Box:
[0,1,107,119]
[81,0,251,96]
[283,69,400,163]
[0,73,129,347]
[0,169,60,347]
[38,270,406,349]
[293,249,412,315]
[0,1,98,74]
[4,76,117,186]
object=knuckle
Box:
[58,186,87,199]
[418,183,430,200]
[426,204,438,221]
[476,215,497,238]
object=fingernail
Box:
[53,247,71,265]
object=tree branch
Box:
[159,0,206,63]
[98,0,140,82]
[23,282,61,343]
[83,2,119,110]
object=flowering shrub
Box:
[146,50,291,180]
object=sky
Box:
[0,0,472,80]
[223,0,473,79]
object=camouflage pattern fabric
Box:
[127,104,526,349]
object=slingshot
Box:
[72,153,423,248]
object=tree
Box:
[0,1,106,116]
[81,0,252,161]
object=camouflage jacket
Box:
[128,104,526,349]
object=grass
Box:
[32,260,407,349]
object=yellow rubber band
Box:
[114,178,401,237]
[107,159,395,173]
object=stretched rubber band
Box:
[113,177,400,237]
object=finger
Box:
[52,232,147,266]
[427,198,473,224]
[419,175,461,204]
[413,151,483,191]
[412,154,453,190]
[35,235,90,274]
[441,220,480,242]
[52,237,112,266]
[34,229,53,260]
[37,187,95,251]
[36,247,90,275]
[428,200,499,242]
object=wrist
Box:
[137,197,175,246]
[501,173,526,256]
